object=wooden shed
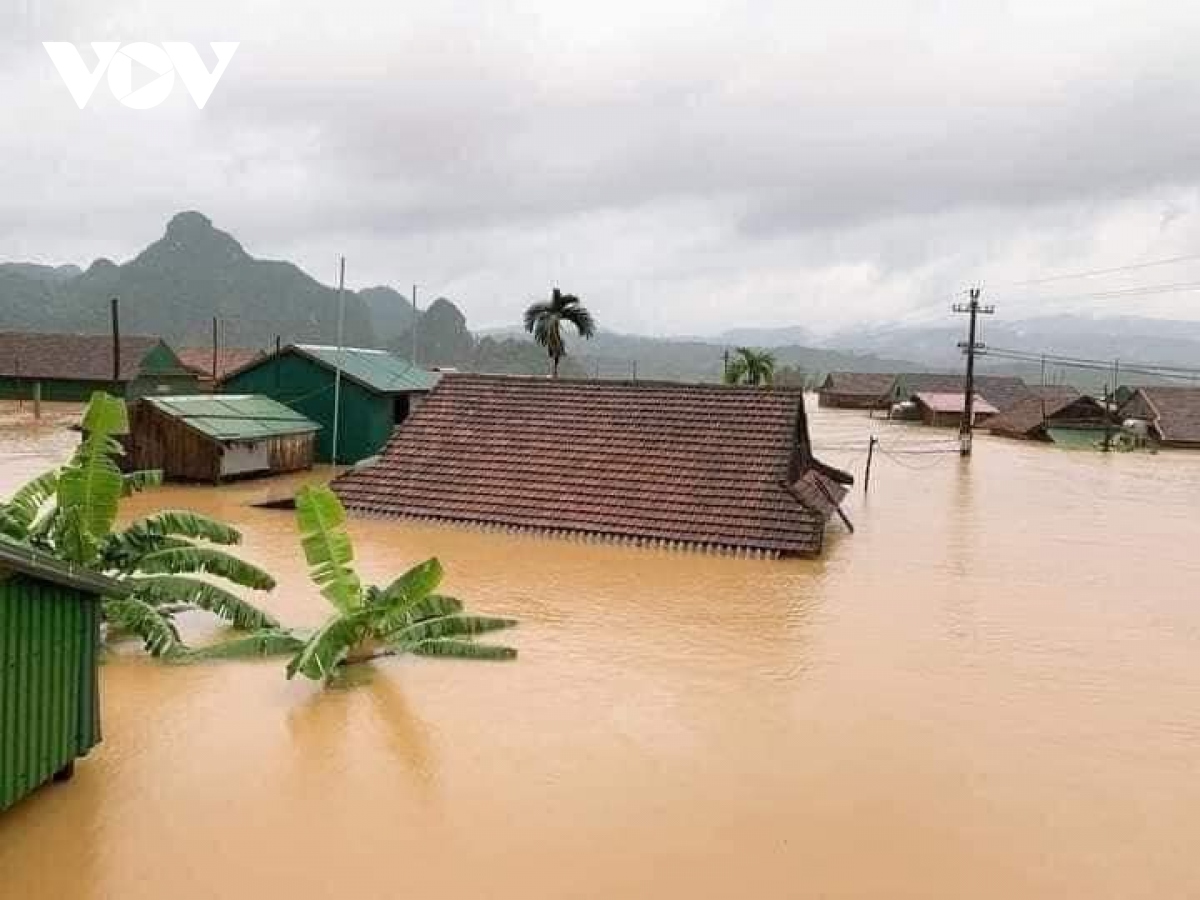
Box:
[125,395,320,483]
[0,537,122,811]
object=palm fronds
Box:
[295,484,362,612]
[172,629,308,663]
[0,470,60,539]
[131,576,280,630]
[524,287,596,377]
[286,611,373,681]
[104,596,182,657]
[135,546,276,590]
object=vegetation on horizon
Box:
[724,347,777,386]
[524,288,596,378]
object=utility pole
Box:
[110,297,121,384]
[411,284,418,365]
[723,347,730,382]
[211,316,219,381]
[331,256,346,466]
[952,287,995,457]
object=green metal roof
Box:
[293,345,440,394]
[146,394,320,441]
[0,537,127,597]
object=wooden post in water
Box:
[32,381,41,420]
[864,435,877,493]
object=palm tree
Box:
[0,392,279,658]
[524,288,596,377]
[724,347,777,386]
[283,484,517,682]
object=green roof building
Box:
[219,345,439,464]
[0,538,125,811]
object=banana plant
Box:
[284,484,518,682]
[0,392,280,658]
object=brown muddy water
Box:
[1,400,1199,898]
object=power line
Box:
[1011,280,1200,304]
[1004,253,1200,287]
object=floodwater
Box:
[2,400,1199,898]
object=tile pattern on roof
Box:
[987,392,1103,438]
[894,373,1033,411]
[332,374,844,556]
[176,347,266,379]
[0,332,165,381]
[820,372,896,396]
[1128,386,1200,444]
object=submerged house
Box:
[220,345,439,464]
[176,347,267,390]
[987,387,1109,442]
[0,537,119,811]
[817,372,895,409]
[1118,386,1200,449]
[124,394,320,483]
[912,392,998,428]
[0,332,199,402]
[332,374,854,558]
[887,373,1032,414]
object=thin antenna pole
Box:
[331,256,346,465]
[412,284,418,364]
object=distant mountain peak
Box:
[148,210,247,264]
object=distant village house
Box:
[987,387,1110,442]
[817,372,895,410]
[1118,386,1200,449]
[0,332,198,402]
[911,392,998,428]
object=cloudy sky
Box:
[3,0,1200,336]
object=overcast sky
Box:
[3,0,1200,336]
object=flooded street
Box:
[2,400,1199,898]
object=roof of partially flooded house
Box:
[892,373,1032,411]
[0,331,170,382]
[176,347,267,380]
[987,390,1103,439]
[913,392,999,416]
[1121,386,1200,445]
[332,374,853,557]
[143,394,320,441]
[819,372,896,397]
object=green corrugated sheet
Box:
[145,394,320,441]
[0,572,105,812]
[293,345,440,394]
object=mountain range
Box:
[1,211,1197,386]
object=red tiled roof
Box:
[176,347,266,379]
[333,374,851,557]
[0,331,166,382]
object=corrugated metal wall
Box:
[0,577,102,812]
